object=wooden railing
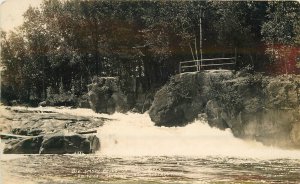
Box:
[179,57,236,74]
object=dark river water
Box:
[1,107,300,183]
[1,155,300,184]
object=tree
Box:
[262,1,300,74]
[1,1,299,105]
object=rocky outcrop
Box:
[77,94,91,108]
[149,70,300,148]
[2,107,106,135]
[88,77,129,114]
[88,76,155,114]
[40,134,100,154]
[0,106,106,154]
[3,136,44,154]
[3,134,100,154]
[149,71,233,126]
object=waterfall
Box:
[97,112,300,159]
[3,106,300,159]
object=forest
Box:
[1,0,300,106]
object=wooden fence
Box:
[179,57,236,74]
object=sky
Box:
[1,0,300,32]
[0,0,43,32]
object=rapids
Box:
[97,112,300,159]
[1,107,300,184]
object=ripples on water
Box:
[1,107,300,183]
[1,155,300,184]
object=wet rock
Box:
[149,71,232,126]
[4,110,105,135]
[39,101,49,107]
[149,71,300,148]
[87,135,101,153]
[1,107,105,154]
[133,85,155,113]
[40,134,100,154]
[11,128,43,136]
[88,77,129,114]
[149,84,185,126]
[78,94,90,108]
[3,136,44,154]
[0,106,13,133]
[3,134,100,154]
[87,76,155,114]
[205,100,229,130]
[290,122,300,147]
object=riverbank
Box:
[0,106,109,134]
[149,70,300,149]
[0,106,108,154]
[2,109,300,183]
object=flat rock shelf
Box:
[0,106,108,154]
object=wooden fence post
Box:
[234,48,237,65]
[179,63,181,74]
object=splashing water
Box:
[2,107,300,183]
[94,112,300,159]
[3,106,300,159]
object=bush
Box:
[44,83,77,107]
[45,92,77,107]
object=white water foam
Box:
[4,106,300,159]
[96,112,300,159]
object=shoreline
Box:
[0,105,106,154]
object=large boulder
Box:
[149,71,300,148]
[77,94,91,108]
[88,77,129,114]
[3,136,44,154]
[3,133,100,154]
[149,71,233,126]
[39,134,99,154]
[1,107,103,154]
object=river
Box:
[1,108,300,183]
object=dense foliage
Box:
[1,0,299,105]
